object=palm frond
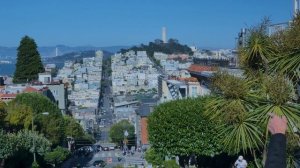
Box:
[219,113,263,154]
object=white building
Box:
[38,73,52,84]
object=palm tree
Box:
[205,71,263,155]
[206,71,300,167]
[269,15,300,84]
[239,19,276,74]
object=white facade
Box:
[38,73,52,84]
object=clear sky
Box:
[0,0,294,48]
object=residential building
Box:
[38,73,52,84]
[135,99,158,149]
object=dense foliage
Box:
[44,146,70,167]
[109,120,135,146]
[5,93,64,145]
[5,93,87,145]
[148,97,222,167]
[0,130,51,168]
[0,101,7,128]
[63,116,85,138]
[13,36,44,83]
[145,148,164,167]
[206,16,300,167]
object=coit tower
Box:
[162,27,167,43]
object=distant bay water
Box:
[0,64,15,76]
[0,63,64,76]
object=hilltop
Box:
[120,39,193,56]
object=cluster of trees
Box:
[0,93,89,167]
[120,39,193,66]
[147,15,300,168]
[109,120,135,147]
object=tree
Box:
[206,71,263,155]
[206,70,300,167]
[0,101,7,128]
[44,146,70,167]
[145,148,164,167]
[5,93,64,145]
[239,18,275,73]
[0,130,15,168]
[13,36,44,83]
[162,160,180,168]
[234,16,300,167]
[109,120,134,146]
[269,14,300,84]
[0,129,51,168]
[148,98,222,167]
[5,103,33,129]
[63,116,85,139]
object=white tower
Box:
[295,0,299,17]
[162,27,167,43]
[55,47,58,57]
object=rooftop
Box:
[188,64,216,72]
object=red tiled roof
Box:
[23,86,39,93]
[178,77,198,82]
[0,93,17,98]
[188,64,215,72]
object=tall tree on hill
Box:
[13,36,44,83]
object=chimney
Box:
[0,76,4,86]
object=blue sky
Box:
[0,0,294,48]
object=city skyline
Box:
[0,0,294,48]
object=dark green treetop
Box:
[13,36,44,83]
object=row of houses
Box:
[56,50,103,132]
[111,51,160,96]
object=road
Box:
[63,60,147,167]
[99,71,114,142]
[64,148,146,168]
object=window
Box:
[192,86,197,97]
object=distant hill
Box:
[120,39,193,56]
[44,50,113,64]
[0,45,129,58]
[120,39,193,66]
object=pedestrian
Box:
[234,155,247,168]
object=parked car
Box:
[93,160,106,167]
[103,147,109,151]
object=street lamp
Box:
[123,130,129,152]
[32,112,49,163]
[123,130,129,167]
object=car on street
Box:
[92,160,106,167]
